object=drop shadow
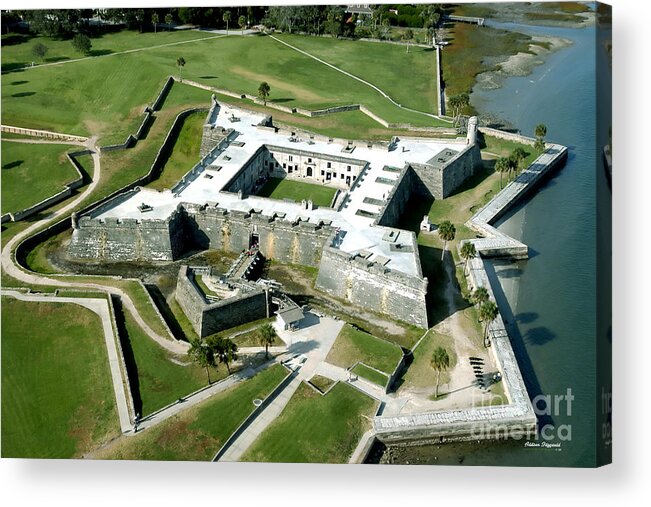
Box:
[144,283,189,342]
[10,80,28,85]
[11,91,36,97]
[44,56,70,63]
[514,311,538,324]
[88,49,113,57]
[523,326,556,346]
[270,98,294,104]
[199,75,218,79]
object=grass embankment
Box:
[326,324,403,377]
[1,141,83,214]
[147,110,207,191]
[241,381,377,463]
[1,297,120,458]
[308,375,335,394]
[95,363,288,461]
[351,363,389,388]
[118,306,212,417]
[2,30,442,145]
[257,177,337,208]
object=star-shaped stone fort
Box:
[69,96,482,328]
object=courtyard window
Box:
[289,155,293,162]
[327,162,332,168]
[347,165,352,172]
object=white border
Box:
[1,0,649,505]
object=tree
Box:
[472,287,489,309]
[431,346,450,398]
[214,337,238,375]
[152,12,159,33]
[460,242,477,275]
[510,147,527,177]
[438,220,456,261]
[176,56,186,81]
[535,123,547,139]
[534,123,547,153]
[188,338,217,384]
[448,92,470,127]
[258,323,277,360]
[494,157,510,189]
[238,15,247,35]
[31,42,48,62]
[165,12,173,31]
[223,10,231,34]
[479,300,499,347]
[258,81,271,106]
[402,28,414,53]
[71,34,92,56]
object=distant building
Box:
[346,4,373,16]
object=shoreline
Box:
[474,34,573,92]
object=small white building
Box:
[420,215,434,232]
[277,307,305,331]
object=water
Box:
[377,18,611,467]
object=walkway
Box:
[214,313,344,461]
[1,290,132,434]
[268,35,451,124]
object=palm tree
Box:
[472,287,489,317]
[479,300,499,347]
[223,11,231,34]
[258,323,277,359]
[258,81,271,106]
[448,92,470,127]
[152,12,159,33]
[431,346,450,398]
[438,220,456,261]
[176,56,186,81]
[214,336,238,375]
[402,28,413,53]
[238,15,247,35]
[188,338,217,384]
[460,241,477,275]
[165,13,173,32]
[495,157,510,189]
[535,123,547,139]
[510,147,527,176]
[534,137,546,154]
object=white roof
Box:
[93,104,462,277]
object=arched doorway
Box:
[306,166,313,177]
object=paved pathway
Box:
[1,290,132,434]
[215,313,344,461]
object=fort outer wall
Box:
[315,242,429,329]
[175,266,269,338]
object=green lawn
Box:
[257,177,337,207]
[352,363,389,389]
[95,363,288,461]
[2,31,443,145]
[1,141,81,214]
[326,324,404,375]
[1,30,221,72]
[148,110,206,191]
[398,329,458,391]
[1,297,120,458]
[241,381,377,463]
[119,307,216,417]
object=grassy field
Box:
[1,141,82,214]
[1,297,120,458]
[118,304,214,417]
[147,110,206,191]
[257,177,337,207]
[2,31,443,146]
[95,363,288,461]
[308,374,335,393]
[326,324,403,375]
[352,363,389,389]
[241,381,376,463]
[399,329,458,391]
